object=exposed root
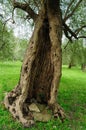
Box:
[52,103,66,122]
[4,92,66,127]
[48,103,66,122]
[4,92,35,127]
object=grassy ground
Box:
[0,61,86,130]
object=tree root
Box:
[4,92,35,127]
[4,91,66,127]
[52,103,66,122]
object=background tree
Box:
[14,38,28,61]
[81,44,86,71]
[61,0,86,69]
[0,19,28,61]
[3,0,86,127]
[62,39,84,68]
[0,0,29,61]
[0,19,15,60]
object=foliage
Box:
[0,0,31,61]
[81,46,86,65]
[69,0,86,35]
[0,21,15,60]
[0,0,86,62]
[14,38,28,61]
[62,39,86,66]
[0,62,86,130]
[1,0,86,40]
[0,20,28,61]
[0,16,28,61]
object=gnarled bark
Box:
[4,0,65,127]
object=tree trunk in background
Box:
[68,62,72,69]
[4,0,65,127]
[81,63,86,71]
[68,57,75,69]
[68,62,75,69]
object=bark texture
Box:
[4,0,65,127]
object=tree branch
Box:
[33,1,40,11]
[64,0,75,18]
[78,36,86,39]
[63,21,86,45]
[63,21,78,41]
[12,0,38,21]
[0,14,3,18]
[75,25,86,35]
[64,41,70,49]
[64,0,83,22]
[63,21,86,41]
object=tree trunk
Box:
[68,62,72,69]
[4,0,65,127]
[68,62,75,69]
[81,63,86,71]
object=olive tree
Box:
[4,0,86,127]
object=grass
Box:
[0,61,86,130]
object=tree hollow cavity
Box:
[26,18,54,104]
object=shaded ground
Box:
[0,62,86,130]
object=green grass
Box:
[0,62,86,130]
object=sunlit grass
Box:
[0,61,86,130]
